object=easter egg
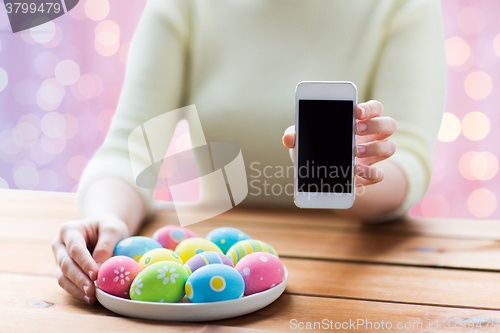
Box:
[175,237,222,264]
[235,252,284,296]
[138,248,183,270]
[205,227,251,254]
[184,251,233,275]
[114,236,163,262]
[185,264,244,303]
[226,239,278,266]
[129,261,189,303]
[97,256,141,299]
[152,226,198,250]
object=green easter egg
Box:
[129,261,188,303]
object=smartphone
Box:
[294,81,357,209]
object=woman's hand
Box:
[51,216,129,304]
[282,100,397,186]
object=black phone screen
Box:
[297,100,354,193]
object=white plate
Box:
[95,266,288,322]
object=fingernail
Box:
[357,123,367,133]
[360,107,366,118]
[88,270,94,280]
[83,285,89,295]
[84,296,91,304]
[356,145,366,155]
[355,165,364,176]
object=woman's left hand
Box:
[282,100,397,187]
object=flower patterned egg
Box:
[138,248,183,270]
[175,237,222,264]
[98,256,141,299]
[235,252,284,296]
[152,226,198,250]
[129,261,189,303]
[205,227,251,254]
[114,236,163,262]
[185,264,244,303]
[184,251,233,275]
[226,239,278,266]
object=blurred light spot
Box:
[175,133,193,154]
[461,111,490,141]
[35,52,59,77]
[459,151,478,180]
[0,67,8,92]
[42,23,63,48]
[13,164,39,190]
[96,109,114,133]
[438,113,461,142]
[458,6,486,35]
[41,112,66,138]
[470,152,498,181]
[464,71,492,100]
[85,0,110,21]
[95,19,120,37]
[14,122,39,148]
[119,41,131,65]
[67,155,89,180]
[0,130,22,155]
[13,80,38,105]
[62,113,79,139]
[20,29,37,44]
[494,33,500,58]
[18,114,42,135]
[36,169,58,191]
[41,135,66,155]
[0,177,8,189]
[73,73,103,99]
[0,8,10,29]
[36,78,65,111]
[94,38,120,56]
[467,188,497,218]
[30,140,55,165]
[94,20,120,56]
[445,37,470,66]
[420,194,449,218]
[30,20,55,44]
[55,60,80,85]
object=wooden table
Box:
[3,189,500,332]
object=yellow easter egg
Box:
[175,237,222,264]
[138,248,183,270]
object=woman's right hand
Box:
[51,216,129,304]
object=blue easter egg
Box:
[113,236,163,262]
[205,227,251,254]
[185,264,244,303]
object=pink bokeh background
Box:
[0,0,498,219]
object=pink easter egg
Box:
[235,252,284,296]
[97,256,141,299]
[152,226,198,250]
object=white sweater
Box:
[78,0,447,219]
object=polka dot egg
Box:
[138,248,183,270]
[226,239,278,266]
[205,227,251,254]
[184,251,233,275]
[152,226,198,250]
[235,252,284,296]
[114,236,163,262]
[97,256,141,299]
[175,237,222,264]
[185,264,244,303]
[130,261,189,303]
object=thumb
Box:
[282,126,296,149]
[92,225,126,267]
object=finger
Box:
[92,224,126,267]
[355,165,384,186]
[56,267,96,305]
[61,229,99,281]
[56,244,95,298]
[282,125,296,149]
[355,117,397,140]
[356,100,384,120]
[355,140,396,162]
